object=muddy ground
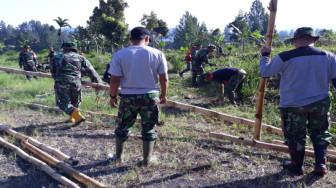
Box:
[0,104,336,188]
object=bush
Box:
[164,50,185,73]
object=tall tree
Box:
[174,11,207,49]
[140,11,169,43]
[227,10,248,42]
[87,0,128,52]
[53,17,71,39]
[246,0,269,35]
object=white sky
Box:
[1,0,336,32]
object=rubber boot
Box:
[110,137,125,163]
[283,147,305,175]
[143,140,156,166]
[313,143,328,175]
[70,108,86,126]
[69,116,75,123]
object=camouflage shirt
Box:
[193,49,209,67]
[47,51,57,60]
[19,51,38,67]
[50,51,101,85]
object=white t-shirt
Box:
[108,45,168,94]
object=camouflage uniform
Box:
[19,48,39,80]
[191,49,210,86]
[50,50,101,115]
[115,93,160,141]
[47,50,57,62]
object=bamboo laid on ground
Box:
[21,139,107,188]
[209,132,336,163]
[0,137,80,188]
[272,139,336,156]
[254,0,278,140]
[165,100,283,136]
[0,124,78,166]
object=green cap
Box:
[64,42,78,50]
[291,27,319,41]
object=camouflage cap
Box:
[207,44,216,51]
[23,45,30,49]
[291,27,319,41]
[64,42,78,50]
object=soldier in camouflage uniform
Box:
[109,27,168,166]
[50,42,101,126]
[179,44,201,78]
[45,47,56,62]
[260,27,336,176]
[204,67,248,106]
[191,44,216,87]
[19,45,39,80]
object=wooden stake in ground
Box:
[0,137,80,188]
[254,0,278,140]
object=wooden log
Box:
[21,140,107,188]
[272,139,336,156]
[165,100,283,136]
[0,137,80,188]
[0,124,78,166]
[319,39,336,44]
[254,0,278,140]
[209,132,336,163]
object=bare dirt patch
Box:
[0,105,335,188]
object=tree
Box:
[53,17,71,39]
[227,10,248,42]
[87,0,128,52]
[140,11,169,43]
[246,0,269,35]
[173,11,207,49]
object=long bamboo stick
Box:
[254,0,278,140]
[0,124,78,166]
[0,67,283,135]
[272,139,336,156]
[165,100,283,136]
[21,139,107,188]
[209,132,336,163]
[0,137,80,188]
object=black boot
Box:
[283,147,304,175]
[109,137,125,163]
[142,140,156,166]
[313,143,328,175]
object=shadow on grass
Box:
[204,170,324,188]
[129,164,212,188]
[12,120,69,136]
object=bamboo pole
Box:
[165,100,283,136]
[254,0,278,140]
[209,132,336,163]
[0,137,80,188]
[272,139,336,156]
[0,124,79,166]
[21,140,107,188]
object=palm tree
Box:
[53,17,71,39]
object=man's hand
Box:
[159,93,167,104]
[260,46,273,54]
[110,98,118,108]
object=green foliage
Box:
[165,50,185,73]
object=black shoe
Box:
[283,160,304,175]
[179,72,183,78]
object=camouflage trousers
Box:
[280,96,332,152]
[115,93,160,141]
[55,81,82,115]
[23,65,37,80]
[225,74,245,104]
[191,66,204,86]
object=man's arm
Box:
[159,73,169,104]
[110,75,121,108]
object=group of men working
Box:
[18,26,336,175]
[179,43,247,106]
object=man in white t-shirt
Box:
[108,27,169,166]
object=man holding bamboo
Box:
[108,27,168,166]
[259,27,336,176]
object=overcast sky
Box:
[1,0,336,32]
